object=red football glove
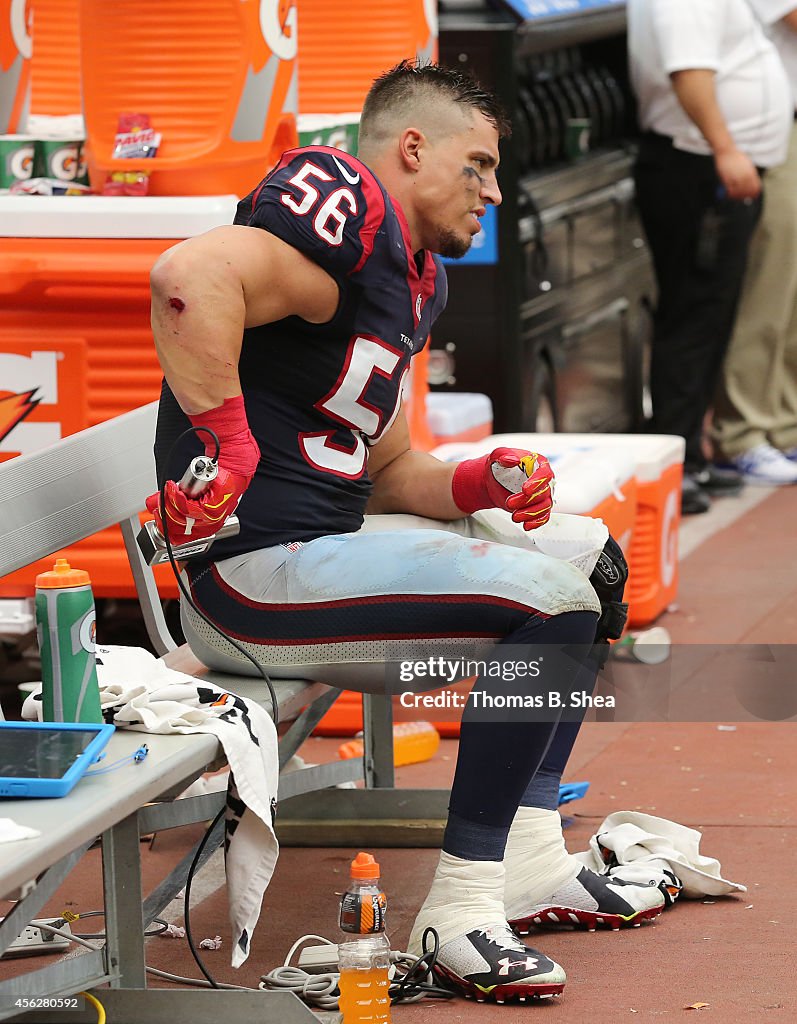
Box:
[146,467,250,544]
[145,395,260,545]
[451,446,555,531]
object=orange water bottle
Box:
[337,852,391,1024]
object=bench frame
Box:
[0,402,447,1024]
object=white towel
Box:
[573,810,747,898]
[0,818,41,844]
[23,644,279,968]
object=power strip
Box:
[0,919,73,959]
[296,943,339,974]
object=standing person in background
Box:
[712,1,797,486]
[146,61,660,1006]
[627,0,792,513]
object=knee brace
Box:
[588,535,629,652]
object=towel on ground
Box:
[574,810,747,898]
[23,644,278,967]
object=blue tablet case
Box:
[0,721,115,798]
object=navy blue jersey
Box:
[154,146,448,557]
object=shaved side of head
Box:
[358,61,510,162]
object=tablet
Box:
[0,721,116,799]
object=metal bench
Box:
[0,401,429,1023]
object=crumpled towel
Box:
[0,818,41,844]
[23,644,278,968]
[573,810,747,898]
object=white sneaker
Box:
[729,443,797,485]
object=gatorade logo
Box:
[7,141,33,180]
[423,0,438,35]
[259,0,297,60]
[0,349,66,458]
[8,0,31,61]
[49,144,80,182]
[260,0,297,61]
[0,388,39,444]
[78,611,97,654]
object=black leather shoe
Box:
[689,464,744,495]
[681,474,711,515]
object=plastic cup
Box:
[616,626,671,665]
[565,118,591,160]
[0,134,35,189]
[34,138,87,184]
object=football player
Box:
[147,60,659,1003]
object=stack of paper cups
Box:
[0,133,34,190]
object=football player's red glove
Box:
[146,467,250,545]
[451,447,555,531]
[145,394,260,545]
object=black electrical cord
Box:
[159,425,279,729]
[159,426,282,988]
[182,805,226,989]
[66,910,169,940]
[389,927,456,1004]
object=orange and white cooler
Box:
[0,194,238,601]
[426,392,494,446]
[445,432,684,628]
[432,435,639,569]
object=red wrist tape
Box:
[451,456,494,514]
[188,395,260,480]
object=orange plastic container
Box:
[625,460,683,626]
[29,0,81,117]
[298,0,437,114]
[0,0,32,132]
[338,721,441,767]
[427,392,494,448]
[79,0,298,197]
[404,345,436,451]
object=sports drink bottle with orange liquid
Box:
[337,852,391,1024]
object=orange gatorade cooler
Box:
[79,0,298,197]
[298,0,437,114]
[28,0,81,117]
[0,192,237,600]
[0,0,32,134]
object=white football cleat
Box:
[507,866,666,933]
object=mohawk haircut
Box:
[359,60,512,149]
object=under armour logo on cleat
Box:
[497,956,539,976]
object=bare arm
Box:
[150,225,339,414]
[669,68,761,200]
[366,409,462,519]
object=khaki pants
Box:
[713,122,797,458]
